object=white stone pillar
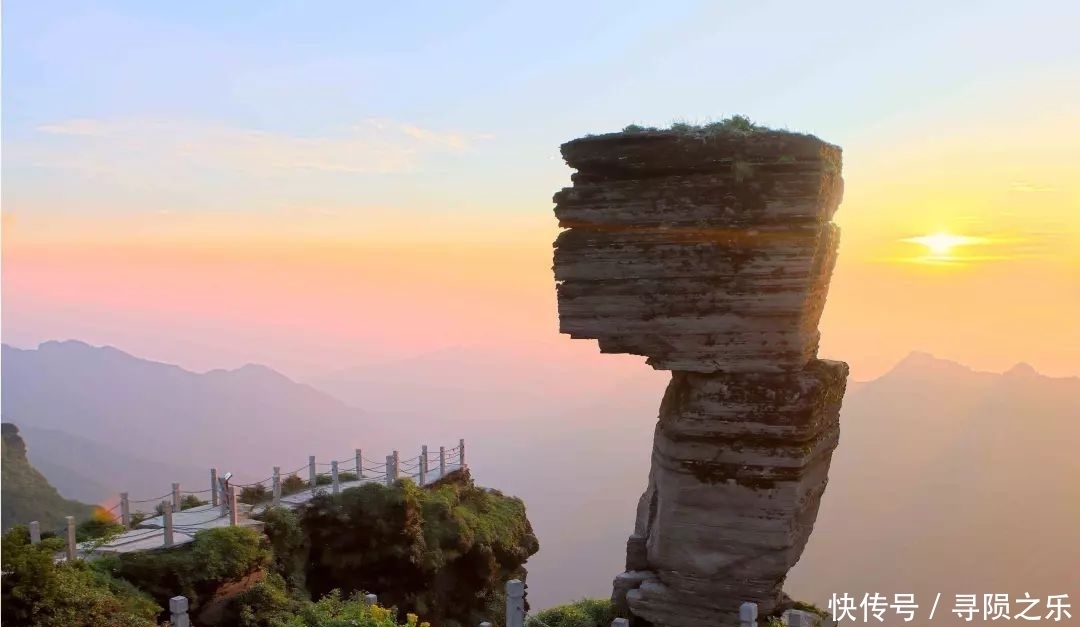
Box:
[364,593,378,605]
[739,602,758,627]
[29,521,41,544]
[163,502,174,548]
[505,579,525,627]
[229,486,239,526]
[210,468,219,507]
[219,478,229,517]
[385,455,395,485]
[439,446,446,477]
[65,516,76,561]
[309,455,317,489]
[172,483,181,510]
[480,623,493,627]
[356,448,363,478]
[611,620,630,627]
[273,466,281,506]
[170,596,191,627]
[392,450,400,479]
[420,445,428,485]
[459,438,466,467]
[332,460,340,495]
[120,492,131,527]
[787,610,815,627]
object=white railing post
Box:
[29,521,41,544]
[163,502,174,548]
[459,438,466,467]
[480,623,493,627]
[505,579,525,627]
[356,448,363,478]
[332,460,340,495]
[309,455,317,489]
[170,595,191,627]
[787,609,815,627]
[364,593,378,605]
[229,486,239,526]
[392,450,400,479]
[219,477,229,517]
[420,445,428,485]
[120,492,131,527]
[385,455,395,485]
[611,619,630,627]
[65,516,76,561]
[210,468,219,507]
[439,446,446,477]
[172,483,181,510]
[273,466,281,506]
[739,602,758,627]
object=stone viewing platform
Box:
[551,119,850,626]
[32,440,467,560]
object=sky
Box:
[3,0,1079,381]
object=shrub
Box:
[338,471,358,482]
[525,599,613,627]
[315,474,333,486]
[180,494,207,510]
[281,474,307,495]
[105,526,271,612]
[239,484,271,505]
[1,526,161,627]
[75,508,124,542]
[277,590,430,627]
[259,506,307,588]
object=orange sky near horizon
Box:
[3,111,1079,382]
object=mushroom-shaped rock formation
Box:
[551,121,850,627]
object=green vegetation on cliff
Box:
[1,423,95,531]
[252,469,539,627]
[525,599,614,627]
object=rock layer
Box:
[550,126,849,626]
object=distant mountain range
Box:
[1,340,373,490]
[2,339,1077,617]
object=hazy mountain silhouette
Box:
[1,341,374,486]
[17,425,207,505]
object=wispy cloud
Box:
[1008,181,1055,193]
[16,117,490,178]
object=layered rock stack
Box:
[551,122,850,627]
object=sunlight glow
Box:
[904,232,986,256]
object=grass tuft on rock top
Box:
[525,598,614,627]
[622,114,776,135]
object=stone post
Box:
[392,450,400,479]
[505,579,525,627]
[611,620,630,627]
[163,502,174,548]
[787,610,815,627]
[356,448,363,478]
[420,445,428,485]
[65,516,76,561]
[331,460,340,495]
[219,477,229,517]
[29,521,41,544]
[480,623,493,627]
[739,602,758,627]
[439,446,446,477]
[229,486,239,526]
[459,438,466,467]
[364,593,378,605]
[172,483,181,510]
[273,466,281,506]
[210,468,219,507]
[120,492,131,527]
[385,455,395,485]
[308,455,317,489]
[170,596,191,627]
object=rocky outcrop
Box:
[550,124,849,626]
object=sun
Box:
[903,232,983,257]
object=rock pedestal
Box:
[551,125,850,627]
